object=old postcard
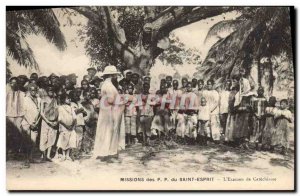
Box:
[6,6,295,191]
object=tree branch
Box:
[69,6,99,22]
[148,6,237,39]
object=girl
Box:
[81,90,97,154]
[57,94,77,161]
[70,90,87,160]
[272,99,292,155]
[262,96,277,151]
[40,86,58,161]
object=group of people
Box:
[6,64,293,166]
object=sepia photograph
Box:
[6,6,295,191]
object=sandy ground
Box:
[7,136,295,190]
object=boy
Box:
[250,86,268,150]
[124,83,138,146]
[139,82,155,145]
[219,80,232,136]
[197,97,210,145]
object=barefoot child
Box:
[272,99,292,155]
[57,94,77,161]
[40,86,58,161]
[197,97,210,145]
[124,83,138,146]
[70,90,87,159]
[262,96,277,151]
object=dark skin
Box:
[257,88,264,98]
[142,83,150,94]
[191,79,197,88]
[181,78,188,88]
[198,81,204,90]
[207,81,213,91]
[81,80,90,91]
[225,81,232,91]
[30,73,38,81]
[65,79,73,90]
[166,76,172,88]
[72,94,87,116]
[87,69,97,78]
[9,78,18,91]
[186,83,192,93]
[172,80,179,90]
[127,85,134,95]
[131,74,139,85]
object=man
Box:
[20,84,41,166]
[17,75,28,92]
[6,77,25,154]
[93,65,125,163]
[118,70,132,91]
[87,67,97,81]
[131,72,142,94]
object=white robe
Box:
[93,78,125,157]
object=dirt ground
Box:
[7,133,295,190]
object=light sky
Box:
[8,8,239,85]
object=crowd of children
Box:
[6,66,293,166]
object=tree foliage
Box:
[196,7,293,93]
[6,8,67,69]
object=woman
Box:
[93,65,125,163]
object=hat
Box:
[102,65,120,76]
[143,76,151,80]
[87,67,97,72]
[124,70,132,75]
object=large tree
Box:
[68,6,237,74]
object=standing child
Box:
[250,86,268,150]
[40,86,58,161]
[81,90,97,154]
[124,83,138,146]
[139,82,155,145]
[197,97,210,145]
[262,96,277,151]
[57,94,77,161]
[203,79,222,143]
[271,99,292,155]
[219,80,231,136]
[70,90,87,159]
[183,82,198,144]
